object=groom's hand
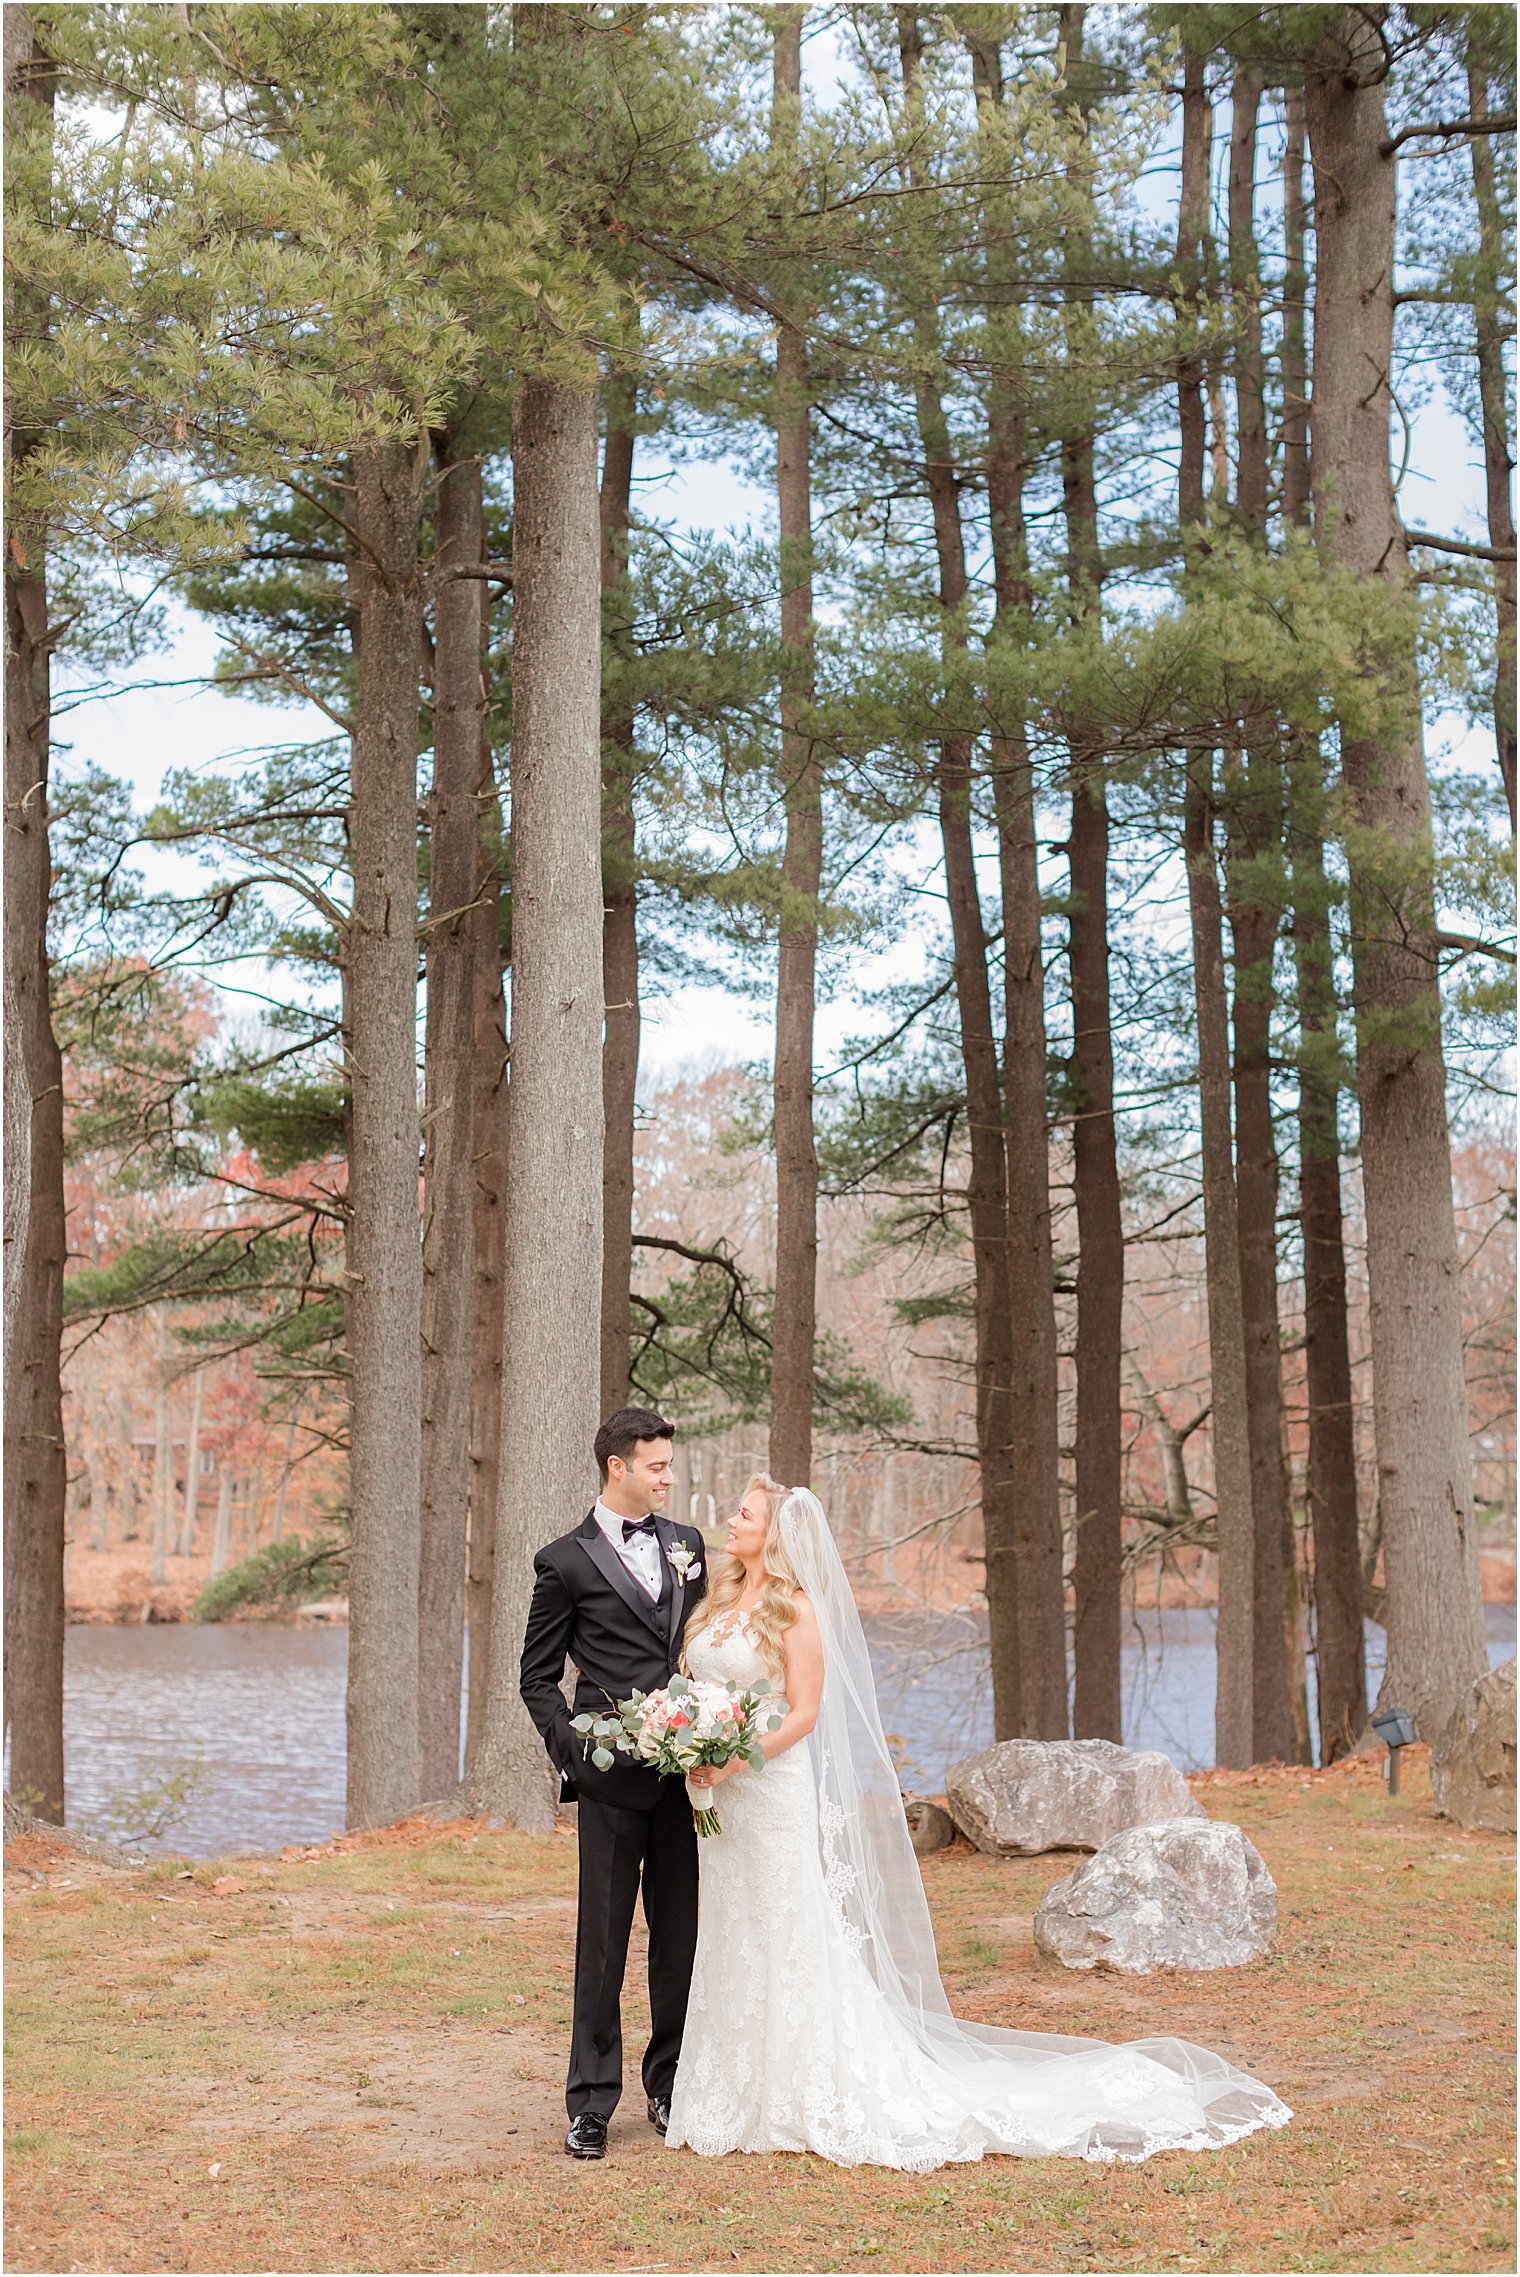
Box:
[519,1553,580,1779]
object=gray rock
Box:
[944,1737,1203,1856]
[1033,1817,1277,1974]
[1432,1657,1516,1834]
[903,1797,956,1855]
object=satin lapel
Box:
[577,1513,669,1642]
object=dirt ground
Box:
[5,1749,1514,2275]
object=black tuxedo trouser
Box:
[567,1775,699,2121]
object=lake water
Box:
[57,1603,1517,1858]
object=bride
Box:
[665,1475,1291,2170]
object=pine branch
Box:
[1382,113,1515,156]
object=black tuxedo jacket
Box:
[519,1509,709,1810]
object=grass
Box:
[4,1749,1514,2274]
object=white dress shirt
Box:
[593,1497,664,1602]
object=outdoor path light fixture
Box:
[1370,1705,1417,1795]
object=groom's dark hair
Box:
[595,1406,676,1484]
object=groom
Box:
[519,1406,708,2160]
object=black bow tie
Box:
[621,1515,658,1542]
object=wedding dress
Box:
[665,1492,1290,2170]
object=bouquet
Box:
[572,1673,785,1836]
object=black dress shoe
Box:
[564,2111,608,2159]
[647,2095,670,2136]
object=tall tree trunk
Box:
[1280,89,1313,535]
[1176,57,1253,1767]
[4,5,65,1822]
[1464,60,1517,833]
[269,1411,298,1545]
[344,439,425,1829]
[1186,764,1258,1768]
[1282,89,1365,1761]
[209,1471,233,1580]
[418,428,484,1800]
[150,1312,172,1586]
[3,961,27,1388]
[178,1365,204,1556]
[897,9,1021,1737]
[768,9,822,1493]
[969,28,1068,1742]
[1057,4,1119,1745]
[464,723,506,1774]
[1126,1358,1201,1531]
[474,378,604,1827]
[1226,67,1301,1763]
[1291,783,1367,1761]
[1305,13,1486,1740]
[599,368,639,1418]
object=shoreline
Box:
[62,1548,1520,1629]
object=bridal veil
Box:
[774,1487,1291,2161]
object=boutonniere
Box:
[666,1541,700,1585]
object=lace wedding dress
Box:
[666,1598,1291,2170]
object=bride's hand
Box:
[689,1761,737,1790]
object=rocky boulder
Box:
[1432,1658,1516,1834]
[1033,1818,1277,1974]
[944,1737,1203,1856]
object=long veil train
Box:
[775,1487,1291,2162]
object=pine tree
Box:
[1280,82,1365,1763]
[473,368,604,1831]
[1304,7,1488,1741]
[767,6,824,1494]
[3,5,67,1823]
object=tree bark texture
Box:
[3,4,66,1823]
[1465,61,1517,833]
[150,1311,172,1586]
[476,379,604,1829]
[1058,4,1117,1746]
[1185,767,1257,1769]
[344,439,425,1829]
[1176,55,1253,1767]
[464,724,507,1775]
[989,439,1066,1739]
[178,1365,204,1556]
[1281,95,1365,1762]
[1305,16,1487,1741]
[1226,69,1300,1764]
[1280,90,1312,535]
[598,372,640,1419]
[1066,754,1122,1747]
[768,10,822,1494]
[2,963,26,1389]
[419,430,486,1800]
[972,30,1067,1744]
[1291,771,1368,1761]
[898,9,1022,1739]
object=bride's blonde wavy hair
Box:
[680,1472,801,1688]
